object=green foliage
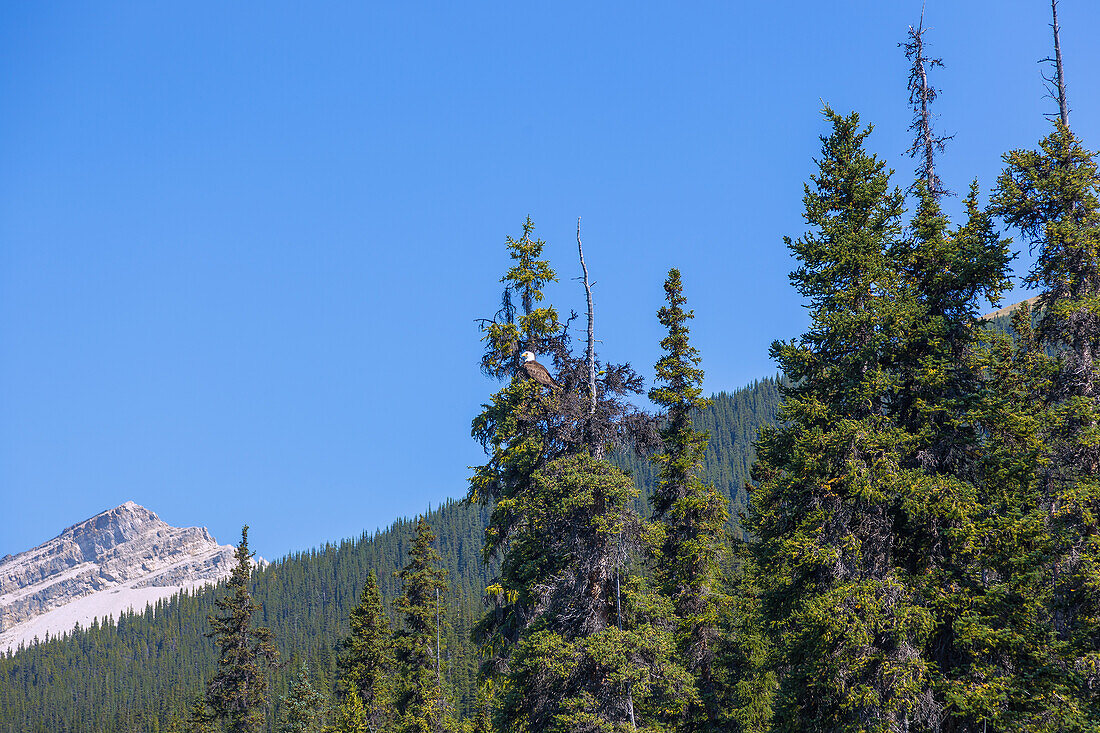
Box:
[716,548,774,733]
[278,664,327,733]
[336,570,394,727]
[945,302,1070,729]
[493,455,692,732]
[648,268,729,731]
[885,175,1019,730]
[748,108,935,732]
[993,122,1100,725]
[206,526,281,733]
[394,517,461,733]
[737,104,1078,733]
[327,689,370,733]
[469,217,561,512]
[186,696,217,733]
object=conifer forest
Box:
[5,4,1100,732]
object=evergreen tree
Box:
[469,221,690,731]
[205,526,280,733]
[186,696,216,733]
[278,664,327,733]
[336,570,394,728]
[469,218,613,669]
[394,517,459,733]
[648,268,728,731]
[889,179,1019,731]
[328,689,371,733]
[993,121,1100,724]
[956,302,1071,729]
[493,454,693,732]
[748,109,933,731]
[719,548,774,733]
[468,217,562,510]
[465,683,496,733]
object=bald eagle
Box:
[521,351,558,390]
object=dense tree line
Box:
[0,500,497,733]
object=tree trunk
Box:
[1051,0,1069,127]
[577,219,601,460]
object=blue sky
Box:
[3,1,1098,560]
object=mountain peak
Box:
[0,503,236,651]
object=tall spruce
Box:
[748,109,934,731]
[890,180,1019,731]
[469,218,565,687]
[648,268,728,731]
[993,120,1100,723]
[469,221,690,731]
[336,570,394,728]
[394,516,459,733]
[894,17,1057,726]
[204,526,280,733]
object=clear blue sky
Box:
[3,1,1098,560]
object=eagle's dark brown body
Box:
[523,356,558,389]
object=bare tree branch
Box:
[577,218,597,421]
[1044,0,1070,127]
[901,5,953,197]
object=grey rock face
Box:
[0,501,237,634]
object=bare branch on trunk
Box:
[1047,0,1070,127]
[577,218,597,419]
[901,5,953,197]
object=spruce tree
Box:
[394,517,459,733]
[185,696,216,733]
[956,302,1071,729]
[993,121,1100,724]
[889,180,1021,730]
[205,526,280,733]
[748,109,933,731]
[329,689,371,733]
[469,217,562,511]
[720,549,774,733]
[468,218,570,674]
[493,454,692,732]
[469,221,690,731]
[336,570,394,728]
[278,664,327,733]
[648,268,728,731]
[469,218,623,668]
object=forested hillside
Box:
[0,384,779,733]
[615,378,782,538]
[0,500,492,733]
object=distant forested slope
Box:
[0,500,495,733]
[616,377,783,538]
[0,379,781,733]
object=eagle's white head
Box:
[521,351,536,362]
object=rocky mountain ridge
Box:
[0,501,239,651]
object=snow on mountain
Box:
[0,501,239,652]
